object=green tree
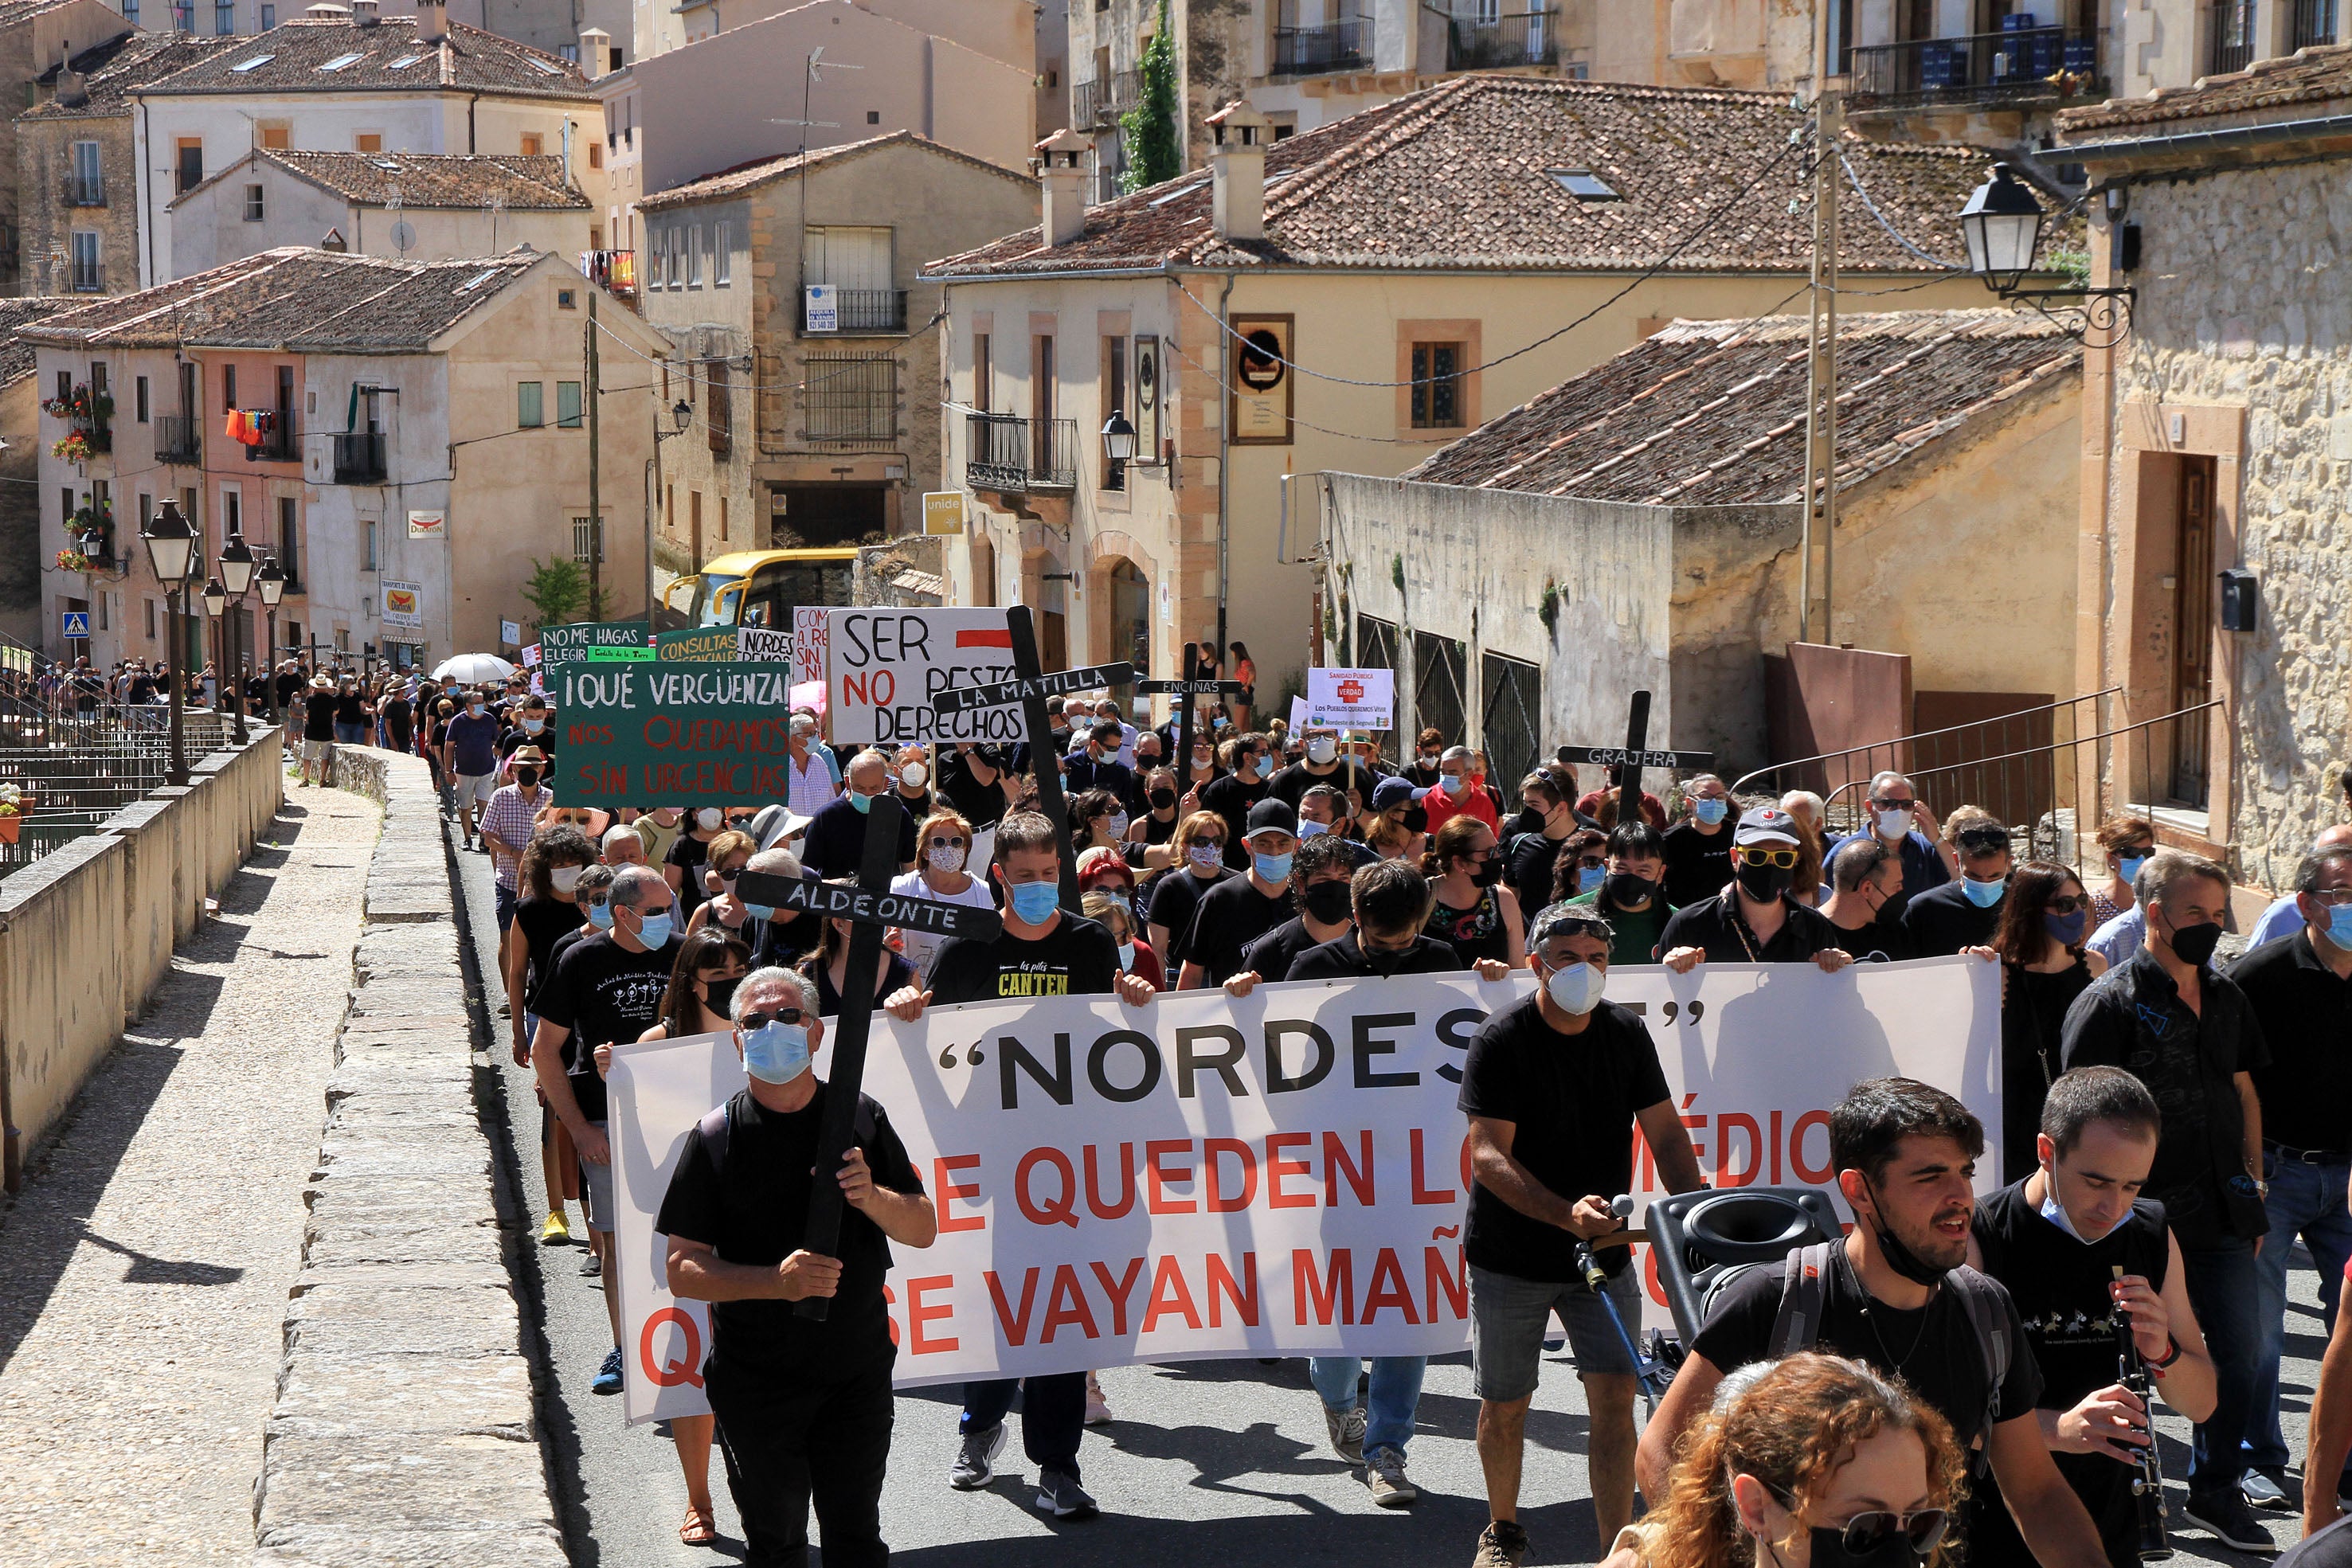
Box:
[1119,0,1181,195]
[519,555,608,632]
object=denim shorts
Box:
[1469,1261,1640,1403]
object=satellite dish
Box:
[389,219,416,254]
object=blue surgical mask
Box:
[1438,773,1466,797]
[2045,907,2089,944]
[632,910,674,948]
[849,790,876,815]
[742,901,775,923]
[1963,875,2007,909]
[1297,820,1329,839]
[742,1020,810,1085]
[1254,850,1293,883]
[1117,940,1136,969]
[1255,755,1274,780]
[1578,864,1607,895]
[1693,797,1728,826]
[2040,1189,2123,1245]
[585,899,614,931]
[1008,880,1060,924]
[2117,854,2149,884]
[2327,904,2352,949]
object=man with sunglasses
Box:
[1826,772,1956,915]
[1900,822,2016,959]
[659,965,937,1568]
[1642,1079,2111,1568]
[1658,807,1853,972]
[883,811,1156,1521]
[1822,838,1915,960]
[1462,903,1705,1567]
[533,864,681,1395]
[2230,843,2352,1515]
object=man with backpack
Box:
[1635,1077,2111,1568]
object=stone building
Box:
[0,0,139,295]
[2057,44,2352,893]
[18,33,242,299]
[632,131,1037,569]
[168,148,590,272]
[1321,310,2082,787]
[0,296,71,650]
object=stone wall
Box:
[251,745,563,1566]
[0,725,285,1191]
[17,110,139,298]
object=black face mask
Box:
[2163,913,2224,968]
[1861,1178,1952,1288]
[701,976,742,1018]
[1470,858,1505,889]
[1605,870,1657,908]
[1149,788,1177,811]
[515,767,540,788]
[1301,881,1354,925]
[1736,860,1794,901]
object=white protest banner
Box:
[609,958,1997,1406]
[1287,694,1309,734]
[741,624,793,663]
[791,607,828,686]
[1308,667,1396,730]
[827,608,1016,747]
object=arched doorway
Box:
[1106,559,1149,714]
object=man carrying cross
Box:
[883,810,1157,1519]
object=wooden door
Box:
[2170,456,2215,806]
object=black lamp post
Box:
[218,529,254,745]
[139,500,197,786]
[256,554,285,723]
[200,573,227,729]
[1958,162,2135,343]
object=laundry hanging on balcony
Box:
[224,408,276,446]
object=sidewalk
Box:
[0,784,381,1566]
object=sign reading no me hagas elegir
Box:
[552,663,801,806]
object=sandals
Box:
[679,1507,717,1546]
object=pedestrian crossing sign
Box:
[61,611,90,638]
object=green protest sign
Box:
[552,661,800,806]
[538,620,652,667]
[652,626,740,663]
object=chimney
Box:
[350,0,379,24]
[578,25,609,79]
[415,0,446,41]
[55,39,85,108]
[1207,102,1269,243]
[1036,127,1090,247]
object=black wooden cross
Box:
[735,794,1001,1321]
[1556,690,1715,833]
[926,604,1090,917]
[1139,645,1243,808]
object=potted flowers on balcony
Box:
[0,782,29,844]
[52,429,94,464]
[54,545,91,573]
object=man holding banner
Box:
[659,964,937,1568]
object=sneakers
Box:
[1365,1447,1418,1507]
[1473,1519,1529,1568]
[1324,1403,1367,1466]
[2186,1491,2278,1553]
[2243,1468,2291,1510]
[539,1211,570,1245]
[950,1422,1008,1491]
[1036,1465,1098,1520]
[590,1346,624,1396]
[578,1251,601,1277]
[1084,1371,1112,1426]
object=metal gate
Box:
[1481,651,1541,807]
[1356,614,1402,763]
[1414,630,1466,751]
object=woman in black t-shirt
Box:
[1147,811,1229,958]
[1425,815,1524,970]
[683,830,758,939]
[503,827,597,1248]
[799,886,915,1016]
[1131,766,1183,860]
[665,807,729,921]
[1985,862,2107,1179]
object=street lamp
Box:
[256,554,285,724]
[673,398,692,432]
[139,500,197,786]
[1101,410,1137,463]
[1958,162,2135,344]
[217,530,254,745]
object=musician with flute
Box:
[1970,1067,2219,1567]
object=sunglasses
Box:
[1763,1484,1948,1557]
[714,867,742,883]
[1734,847,1799,869]
[926,836,969,850]
[738,1007,806,1030]
[2045,894,2086,915]
[1575,854,1607,870]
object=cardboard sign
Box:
[551,662,799,806]
[540,621,652,667]
[654,626,738,663]
[1307,667,1395,730]
[826,608,1016,746]
[792,607,828,686]
[740,625,793,663]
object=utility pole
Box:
[587,291,602,620]
[1798,0,1841,647]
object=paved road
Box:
[0,783,379,1567]
[454,837,2332,1566]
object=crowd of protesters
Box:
[391,634,2352,1568]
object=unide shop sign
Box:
[551,662,802,806]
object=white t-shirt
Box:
[890,867,999,982]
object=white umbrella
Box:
[432,653,518,684]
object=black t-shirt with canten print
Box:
[927,913,1120,1006]
[534,931,680,1121]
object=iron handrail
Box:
[1728,686,2123,798]
[1814,699,2217,808]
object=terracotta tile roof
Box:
[19,247,545,353]
[21,33,244,120]
[926,75,1996,278]
[2058,43,2352,137]
[176,149,588,210]
[1400,309,2080,506]
[636,131,1033,209]
[138,17,589,101]
[0,297,76,386]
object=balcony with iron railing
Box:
[801,287,909,335]
[1446,10,1556,70]
[154,413,200,465]
[2209,0,2256,75]
[1849,25,2102,110]
[965,412,1079,493]
[1071,68,1141,127]
[246,409,297,463]
[1274,18,1372,75]
[331,431,386,485]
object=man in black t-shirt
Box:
[1968,1067,2221,1566]
[1638,1078,2111,1568]
[1822,836,1915,961]
[1173,797,1298,988]
[659,964,935,1568]
[801,750,918,878]
[1458,903,1705,1568]
[534,864,681,1388]
[884,811,1156,1521]
[1659,773,1736,906]
[1659,807,1855,971]
[1286,858,1470,980]
[299,674,338,787]
[1902,822,2014,958]
[1196,732,1271,869]
[1227,831,1358,987]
